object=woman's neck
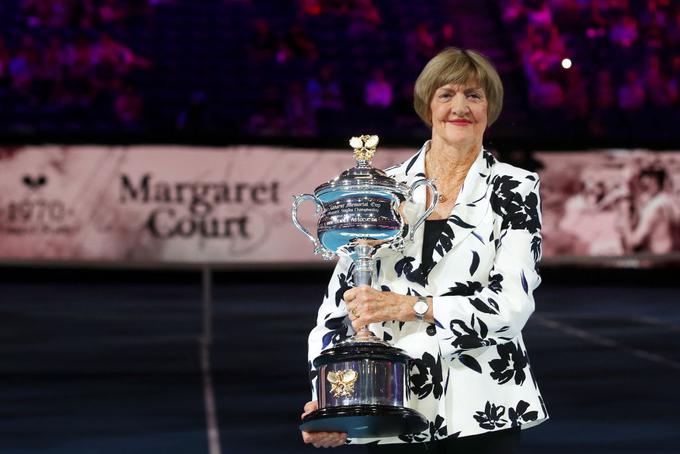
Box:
[425,138,480,185]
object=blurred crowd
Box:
[0,0,171,131]
[501,0,680,140]
[240,0,456,138]
[0,0,678,140]
[242,0,680,140]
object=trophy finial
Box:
[350,134,379,163]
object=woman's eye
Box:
[468,93,482,99]
[439,93,451,100]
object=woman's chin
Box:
[439,135,477,149]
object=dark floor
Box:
[1,268,679,453]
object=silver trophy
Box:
[292,135,438,437]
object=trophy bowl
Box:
[292,135,438,438]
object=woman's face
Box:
[429,81,487,150]
[639,174,661,198]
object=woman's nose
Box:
[451,93,469,116]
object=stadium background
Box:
[1,1,679,453]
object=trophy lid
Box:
[315,135,408,196]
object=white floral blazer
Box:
[307,141,549,445]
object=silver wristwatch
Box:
[413,296,429,321]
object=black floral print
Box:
[521,190,541,234]
[441,280,483,297]
[474,402,508,430]
[410,352,444,399]
[508,400,539,427]
[429,414,448,440]
[521,270,528,294]
[469,296,499,315]
[530,236,542,262]
[497,179,541,234]
[334,270,353,308]
[446,313,497,353]
[321,314,349,349]
[490,175,521,218]
[469,250,480,275]
[394,256,428,286]
[433,222,456,258]
[394,256,414,277]
[458,353,482,374]
[531,236,542,272]
[404,153,419,175]
[488,273,503,293]
[483,150,496,168]
[450,214,475,229]
[489,342,529,385]
[398,432,428,444]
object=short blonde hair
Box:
[413,47,504,127]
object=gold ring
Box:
[351,308,358,318]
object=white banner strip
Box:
[1,146,678,265]
[0,145,413,264]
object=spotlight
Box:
[561,58,572,69]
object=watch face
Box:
[414,299,428,315]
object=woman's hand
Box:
[300,400,347,448]
[343,285,416,331]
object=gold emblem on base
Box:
[350,135,379,163]
[327,369,359,398]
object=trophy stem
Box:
[353,244,373,287]
[345,244,386,343]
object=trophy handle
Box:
[407,179,439,241]
[291,194,333,258]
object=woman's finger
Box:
[302,431,312,443]
[343,288,356,302]
[344,285,374,303]
[303,400,317,414]
[304,431,347,447]
[328,433,348,447]
[314,432,346,448]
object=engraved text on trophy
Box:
[317,196,401,251]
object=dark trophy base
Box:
[300,404,428,438]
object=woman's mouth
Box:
[447,119,472,126]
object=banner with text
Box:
[1,146,678,266]
[0,146,413,264]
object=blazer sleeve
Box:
[432,174,543,363]
[307,257,355,399]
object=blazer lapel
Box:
[428,148,494,273]
[391,143,429,286]
[395,144,495,286]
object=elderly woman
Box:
[301,47,548,453]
